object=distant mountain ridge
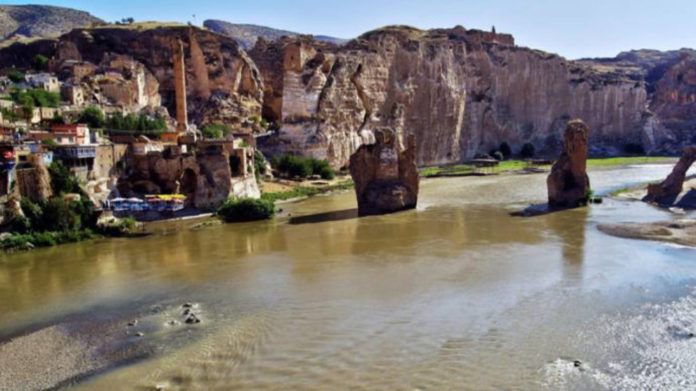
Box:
[203,19,347,49]
[0,5,103,42]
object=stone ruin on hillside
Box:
[349,128,419,216]
[547,120,591,208]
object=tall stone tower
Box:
[172,39,188,133]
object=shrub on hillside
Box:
[217,198,276,223]
[201,123,231,139]
[520,143,536,159]
[276,155,313,178]
[7,70,25,83]
[49,161,82,195]
[78,106,106,128]
[274,154,336,179]
[499,142,512,159]
[623,143,646,155]
[254,150,267,178]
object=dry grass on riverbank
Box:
[259,175,354,203]
[421,157,677,178]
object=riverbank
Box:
[259,177,354,203]
[420,156,677,178]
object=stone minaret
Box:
[173,39,188,133]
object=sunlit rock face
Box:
[547,120,591,208]
[645,146,696,205]
[250,26,653,169]
[0,25,264,127]
[349,128,419,216]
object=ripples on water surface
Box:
[1,164,696,390]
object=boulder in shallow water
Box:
[547,120,591,208]
[349,128,419,216]
[645,146,696,206]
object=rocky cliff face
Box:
[0,25,263,127]
[251,26,656,168]
[2,23,695,168]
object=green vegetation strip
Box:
[421,157,676,178]
[586,156,674,167]
[261,181,354,203]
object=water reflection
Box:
[288,209,359,225]
[2,164,696,390]
[546,207,588,283]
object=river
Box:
[1,163,695,390]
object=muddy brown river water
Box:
[1,164,696,390]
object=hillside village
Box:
[0,42,264,224]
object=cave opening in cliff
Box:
[180,169,197,207]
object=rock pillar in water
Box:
[645,146,696,204]
[547,119,591,208]
[349,128,419,216]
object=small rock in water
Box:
[127,320,138,327]
[135,332,145,337]
[167,320,180,326]
[574,360,582,368]
[185,313,201,324]
[182,303,194,308]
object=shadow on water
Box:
[288,209,359,225]
[676,188,696,209]
[509,203,572,217]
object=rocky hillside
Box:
[204,19,347,49]
[251,26,660,167]
[579,49,696,151]
[0,24,264,127]
[0,5,103,42]
[1,21,695,168]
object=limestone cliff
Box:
[0,25,264,127]
[251,26,673,168]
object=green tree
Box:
[78,106,105,128]
[48,161,82,195]
[499,142,512,159]
[520,143,536,159]
[42,198,80,231]
[7,70,25,83]
[201,124,230,139]
[33,54,49,71]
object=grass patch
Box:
[587,156,674,167]
[420,160,533,177]
[421,157,676,178]
[261,181,354,203]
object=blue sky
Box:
[2,0,695,59]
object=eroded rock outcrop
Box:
[14,155,53,202]
[349,128,418,216]
[0,25,264,127]
[547,120,591,208]
[252,26,650,169]
[645,146,696,205]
